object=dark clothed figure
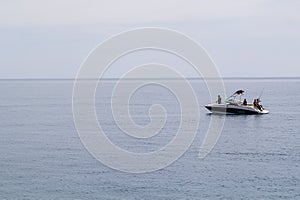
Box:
[217,95,221,104]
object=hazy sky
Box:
[0,0,299,78]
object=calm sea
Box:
[0,78,299,199]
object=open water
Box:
[0,78,299,199]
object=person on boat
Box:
[253,98,262,111]
[253,99,257,107]
[216,95,221,104]
[257,98,263,111]
[243,99,247,105]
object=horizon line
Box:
[0,76,299,81]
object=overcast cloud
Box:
[0,0,299,78]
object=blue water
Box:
[0,79,299,199]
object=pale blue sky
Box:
[0,0,299,78]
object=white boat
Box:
[205,90,269,114]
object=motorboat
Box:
[205,90,269,114]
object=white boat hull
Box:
[205,103,269,114]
